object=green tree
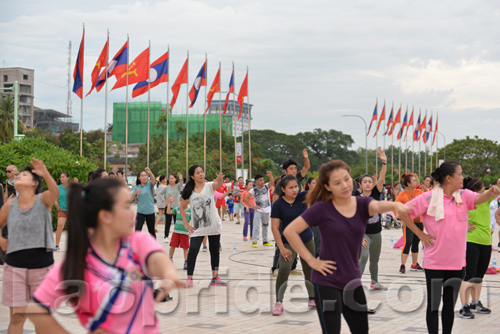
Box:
[438,136,500,179]
[0,94,24,142]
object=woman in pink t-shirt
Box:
[27,178,184,334]
[400,161,500,334]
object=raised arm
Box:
[376,148,387,192]
[474,181,500,206]
[300,149,310,178]
[145,167,155,184]
[212,172,224,191]
[31,158,59,210]
[266,171,274,188]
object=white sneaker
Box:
[164,237,169,243]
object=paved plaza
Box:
[1,205,500,333]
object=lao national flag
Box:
[420,114,427,142]
[384,106,393,135]
[373,101,385,137]
[72,30,84,99]
[132,51,169,98]
[96,42,128,92]
[413,111,421,141]
[404,108,414,141]
[424,115,432,143]
[223,71,234,115]
[366,101,377,136]
[189,61,207,107]
[397,108,408,140]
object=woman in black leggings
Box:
[180,165,226,287]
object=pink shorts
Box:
[2,264,53,307]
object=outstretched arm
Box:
[31,158,59,210]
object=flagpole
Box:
[146,40,151,168]
[166,45,170,176]
[383,100,386,151]
[125,34,130,180]
[405,105,408,174]
[233,62,237,179]
[435,112,439,168]
[375,98,378,175]
[429,111,433,173]
[391,101,394,187]
[412,106,415,172]
[203,53,207,172]
[219,62,222,173]
[424,110,427,176]
[185,50,189,176]
[247,67,252,180]
[103,28,109,168]
[80,23,85,158]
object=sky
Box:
[1,0,499,151]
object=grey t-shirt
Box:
[158,182,183,209]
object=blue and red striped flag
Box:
[384,105,394,135]
[72,29,84,99]
[223,70,234,115]
[96,41,128,92]
[366,101,377,136]
[189,61,207,107]
[397,108,408,140]
[424,115,433,143]
[388,105,401,136]
[133,51,169,98]
[413,111,421,141]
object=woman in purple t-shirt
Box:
[284,160,410,334]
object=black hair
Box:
[246,180,253,186]
[181,165,203,200]
[304,177,316,191]
[116,170,124,175]
[283,159,298,171]
[228,193,233,197]
[431,161,460,185]
[136,170,147,186]
[238,176,243,180]
[62,178,125,302]
[157,175,166,187]
[464,177,484,192]
[254,174,264,181]
[168,173,179,184]
[61,172,70,178]
[94,168,107,180]
[423,175,432,181]
[20,166,42,194]
[108,172,115,176]
[359,174,374,183]
[279,175,298,196]
[87,170,96,183]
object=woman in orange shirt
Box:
[395,173,424,273]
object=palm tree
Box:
[0,94,15,142]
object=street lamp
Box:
[342,114,368,174]
[437,131,446,161]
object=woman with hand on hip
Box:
[132,167,156,238]
[0,158,58,334]
[180,165,226,288]
[399,161,500,334]
[284,160,411,334]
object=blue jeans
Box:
[243,208,254,237]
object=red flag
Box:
[86,40,108,97]
[223,70,235,115]
[387,106,401,136]
[432,114,438,145]
[373,101,385,137]
[205,69,220,116]
[397,108,408,140]
[404,108,414,141]
[112,47,149,90]
[96,41,128,92]
[170,59,188,110]
[237,71,248,119]
[420,113,427,142]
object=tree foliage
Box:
[0,94,24,142]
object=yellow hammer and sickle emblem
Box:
[121,62,139,78]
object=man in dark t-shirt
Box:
[272,149,310,202]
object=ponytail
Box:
[61,178,125,303]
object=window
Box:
[3,75,7,82]
[23,74,28,80]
